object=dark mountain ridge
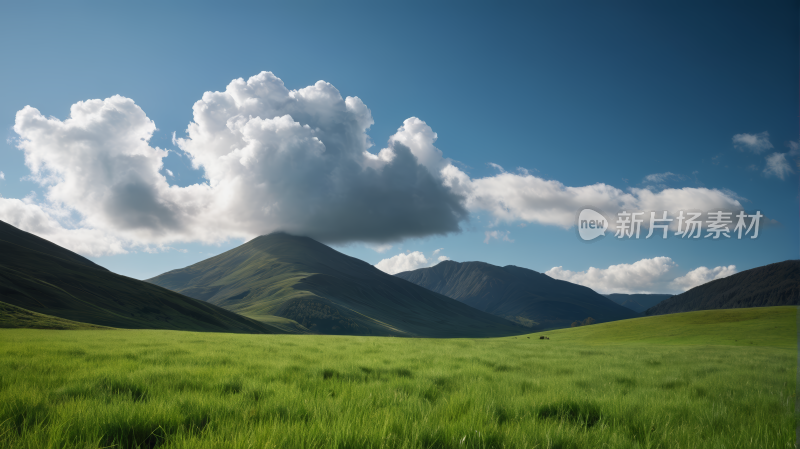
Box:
[646,260,799,315]
[395,260,639,329]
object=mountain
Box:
[395,261,639,329]
[646,260,799,316]
[0,220,284,334]
[147,233,524,337]
[605,293,672,313]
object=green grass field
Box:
[0,306,796,448]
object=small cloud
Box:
[732,131,773,154]
[0,171,4,180]
[643,172,679,183]
[746,164,759,171]
[367,243,393,253]
[374,247,451,274]
[763,152,794,180]
[488,162,506,173]
[786,141,799,155]
[165,169,174,177]
[711,153,723,165]
[374,251,428,274]
[484,230,513,244]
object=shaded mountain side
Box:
[0,220,106,270]
[147,233,525,337]
[395,261,639,329]
[0,300,112,330]
[605,294,672,313]
[0,220,287,334]
[646,260,799,316]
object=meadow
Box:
[0,306,796,449]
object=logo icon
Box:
[578,209,608,241]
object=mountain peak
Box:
[148,234,523,337]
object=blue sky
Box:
[0,1,797,294]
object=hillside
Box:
[395,261,639,329]
[147,233,524,337]
[646,260,799,316]
[0,300,111,330]
[0,220,107,270]
[0,220,285,334]
[605,293,671,313]
[542,305,796,348]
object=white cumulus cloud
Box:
[374,247,451,274]
[545,257,737,294]
[2,71,749,256]
[374,251,430,275]
[443,165,743,231]
[6,72,467,254]
[732,131,773,154]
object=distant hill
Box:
[605,294,672,313]
[147,233,524,337]
[646,260,799,316]
[395,261,639,329]
[0,220,285,334]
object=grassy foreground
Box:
[0,307,796,449]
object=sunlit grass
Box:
[0,307,795,448]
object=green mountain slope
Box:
[0,220,285,334]
[605,293,672,313]
[395,261,640,329]
[0,300,111,330]
[542,306,796,348]
[147,233,524,337]
[646,260,799,316]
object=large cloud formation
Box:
[442,164,743,230]
[2,71,747,256]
